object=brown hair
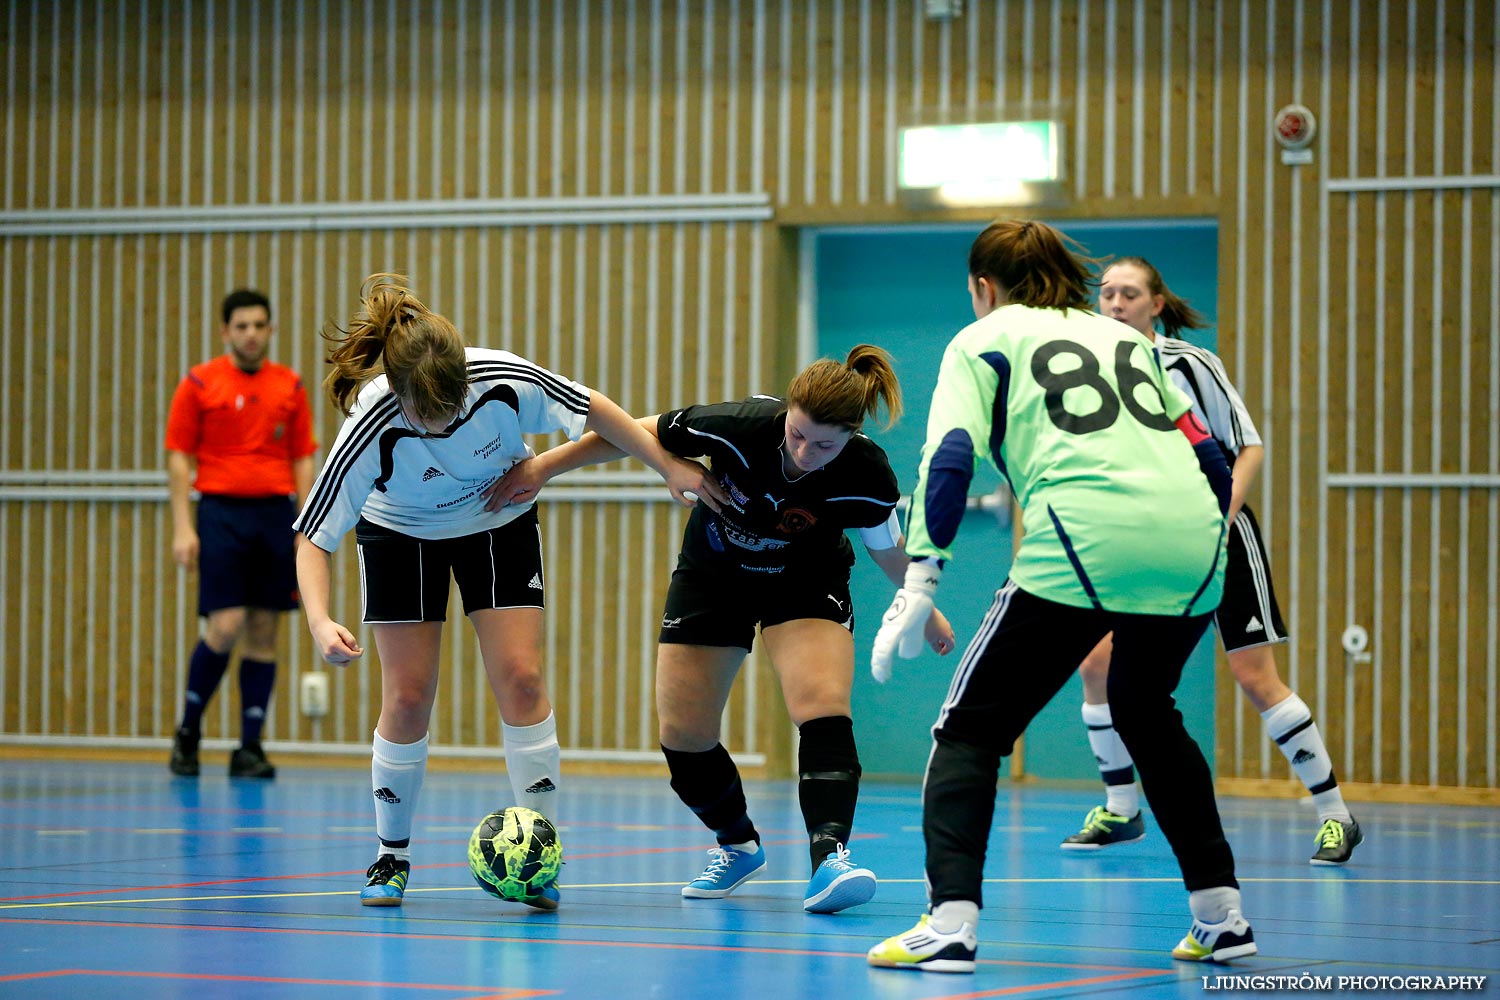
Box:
[1105,256,1208,339]
[786,344,902,431]
[968,219,1097,311]
[322,273,469,419]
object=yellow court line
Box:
[5,873,1498,911]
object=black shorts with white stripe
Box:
[354,507,544,623]
[1216,503,1288,653]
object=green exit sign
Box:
[899,121,1062,201]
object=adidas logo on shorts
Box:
[422,466,445,481]
[1245,615,1264,632]
[528,573,543,590]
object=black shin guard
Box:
[797,715,862,870]
[662,743,759,847]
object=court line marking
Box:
[0,962,1168,1000]
[0,968,554,999]
[0,834,859,904]
[3,873,1495,911]
[0,916,1177,976]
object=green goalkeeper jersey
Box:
[907,304,1226,616]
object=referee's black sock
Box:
[797,715,862,872]
[661,744,759,848]
[238,658,276,745]
[179,640,231,733]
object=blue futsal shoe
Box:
[360,854,410,907]
[803,843,877,913]
[681,843,766,898]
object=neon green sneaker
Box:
[867,914,977,974]
[1060,806,1146,850]
[1309,817,1363,865]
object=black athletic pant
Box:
[923,583,1237,908]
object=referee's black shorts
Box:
[197,494,299,616]
[354,507,544,623]
[658,560,854,651]
[1216,503,1288,652]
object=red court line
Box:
[0,916,1169,975]
[0,968,555,999]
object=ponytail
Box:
[322,273,468,419]
[786,344,902,431]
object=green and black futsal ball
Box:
[468,806,563,901]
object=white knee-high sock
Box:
[371,731,429,861]
[503,711,560,821]
[1261,693,1351,823]
[1082,702,1139,818]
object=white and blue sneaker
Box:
[681,843,766,898]
[360,854,410,907]
[803,843,876,913]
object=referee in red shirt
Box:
[164,290,317,778]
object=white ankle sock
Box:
[930,900,979,933]
[1188,886,1241,924]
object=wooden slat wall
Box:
[2,0,1496,791]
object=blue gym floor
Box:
[0,759,1495,999]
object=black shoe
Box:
[1309,817,1362,865]
[229,741,277,779]
[1060,806,1146,849]
[169,727,200,777]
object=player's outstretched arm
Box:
[583,392,728,512]
[295,533,363,666]
[482,409,655,511]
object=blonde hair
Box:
[786,344,902,431]
[968,219,1098,311]
[322,273,468,419]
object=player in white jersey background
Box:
[293,273,725,910]
[1060,257,1361,866]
